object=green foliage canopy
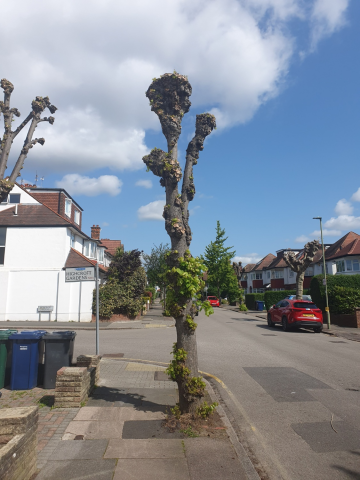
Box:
[203,221,239,302]
[142,243,170,288]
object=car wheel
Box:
[267,313,275,328]
[282,316,290,332]
[313,326,322,333]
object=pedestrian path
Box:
[34,358,249,480]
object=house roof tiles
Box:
[65,248,107,273]
[100,239,122,256]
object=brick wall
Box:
[331,309,360,328]
[0,407,38,480]
[30,191,60,213]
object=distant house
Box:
[0,184,121,322]
[240,231,360,294]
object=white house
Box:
[0,184,122,322]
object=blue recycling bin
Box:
[257,301,265,311]
[9,331,46,390]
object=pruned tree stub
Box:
[283,240,320,299]
[0,79,57,202]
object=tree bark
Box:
[143,73,215,413]
[296,271,305,299]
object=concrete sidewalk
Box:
[0,303,175,331]
[32,358,254,480]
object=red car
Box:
[267,299,323,333]
[207,296,220,307]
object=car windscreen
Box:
[293,302,317,309]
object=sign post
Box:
[65,265,99,354]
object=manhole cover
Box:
[102,353,124,358]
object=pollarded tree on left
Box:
[0,79,57,202]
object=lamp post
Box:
[313,217,330,330]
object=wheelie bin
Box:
[43,331,77,389]
[9,331,46,390]
[20,330,47,385]
[0,329,17,388]
[257,301,265,311]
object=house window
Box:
[255,273,262,280]
[321,264,328,274]
[267,271,270,278]
[88,242,96,258]
[346,260,352,271]
[74,210,80,225]
[9,194,21,204]
[289,270,294,277]
[98,248,104,263]
[0,228,6,265]
[273,270,284,279]
[305,267,314,276]
[353,259,359,271]
[65,198,72,217]
[336,260,345,273]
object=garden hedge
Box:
[264,290,296,310]
[310,274,360,312]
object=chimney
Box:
[91,225,101,240]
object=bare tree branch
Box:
[0,80,57,201]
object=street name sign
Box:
[65,267,95,282]
[38,306,53,312]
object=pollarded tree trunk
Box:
[143,73,216,414]
[0,79,57,202]
[296,271,305,299]
[283,240,320,300]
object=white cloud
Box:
[351,187,360,202]
[311,229,342,237]
[137,200,165,221]
[324,215,360,231]
[233,254,262,264]
[56,174,122,196]
[189,206,200,216]
[1,0,350,177]
[295,235,310,243]
[135,179,153,189]
[310,0,349,50]
[335,198,353,215]
[103,222,109,226]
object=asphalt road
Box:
[74,307,360,480]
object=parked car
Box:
[207,296,220,307]
[285,295,312,301]
[267,299,323,332]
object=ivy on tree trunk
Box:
[0,79,57,202]
[143,73,216,414]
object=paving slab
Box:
[50,439,109,460]
[113,458,190,480]
[122,419,182,439]
[125,387,178,406]
[73,406,165,422]
[35,459,116,480]
[104,439,185,458]
[63,420,124,439]
[184,438,248,480]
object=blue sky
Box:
[2,0,359,264]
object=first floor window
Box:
[9,193,20,203]
[289,270,294,277]
[74,209,80,225]
[0,227,6,265]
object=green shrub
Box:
[146,286,156,302]
[328,286,360,314]
[245,293,264,310]
[310,274,360,312]
[239,303,248,311]
[221,299,228,304]
[264,290,296,310]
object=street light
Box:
[313,217,331,330]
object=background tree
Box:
[203,221,239,301]
[283,240,320,299]
[143,243,170,289]
[94,249,146,319]
[0,79,57,202]
[143,72,216,414]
